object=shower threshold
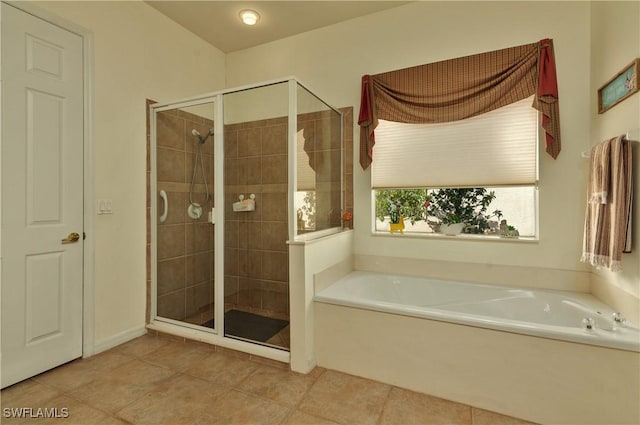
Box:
[201,309,289,347]
[146,319,292,364]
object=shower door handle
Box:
[159,190,168,223]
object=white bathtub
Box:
[313,270,640,424]
[314,271,640,352]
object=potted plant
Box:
[425,188,501,235]
[375,189,428,225]
[499,220,520,238]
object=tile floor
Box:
[1,333,537,425]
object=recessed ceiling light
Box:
[239,9,260,26]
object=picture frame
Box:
[598,58,639,114]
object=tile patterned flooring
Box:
[1,333,537,425]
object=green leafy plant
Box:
[299,191,316,229]
[375,189,428,224]
[426,188,502,233]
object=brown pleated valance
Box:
[358,39,561,170]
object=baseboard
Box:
[89,326,147,356]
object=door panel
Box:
[26,33,65,79]
[27,89,64,224]
[1,3,84,388]
[25,252,64,343]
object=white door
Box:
[1,3,84,388]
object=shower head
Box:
[191,128,214,144]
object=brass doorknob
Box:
[61,232,80,244]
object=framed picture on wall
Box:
[598,58,639,114]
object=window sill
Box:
[372,231,538,243]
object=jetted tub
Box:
[313,270,640,424]
[314,271,640,352]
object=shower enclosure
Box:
[150,78,343,359]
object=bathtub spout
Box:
[612,312,626,326]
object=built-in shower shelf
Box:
[233,194,255,212]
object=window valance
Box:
[358,39,560,170]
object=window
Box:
[296,129,316,232]
[372,97,538,238]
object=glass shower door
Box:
[222,83,291,350]
[153,78,340,353]
[154,100,216,332]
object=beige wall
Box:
[227,2,592,284]
[589,1,640,322]
[34,1,226,349]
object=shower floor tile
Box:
[0,333,539,425]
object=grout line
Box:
[375,381,394,425]
[285,367,328,421]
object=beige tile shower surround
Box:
[155,108,215,326]
[0,333,537,425]
[146,104,353,351]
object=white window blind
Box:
[372,96,538,188]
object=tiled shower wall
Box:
[299,109,348,230]
[223,116,290,318]
[146,105,353,328]
[222,108,353,319]
[155,109,215,325]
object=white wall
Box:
[227,2,592,283]
[34,1,226,348]
[589,1,640,321]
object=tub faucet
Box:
[612,312,626,326]
[582,317,596,331]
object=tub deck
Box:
[314,271,640,352]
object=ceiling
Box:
[145,1,409,53]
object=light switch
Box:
[97,199,113,215]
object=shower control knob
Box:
[188,203,203,219]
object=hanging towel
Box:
[581,135,633,271]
